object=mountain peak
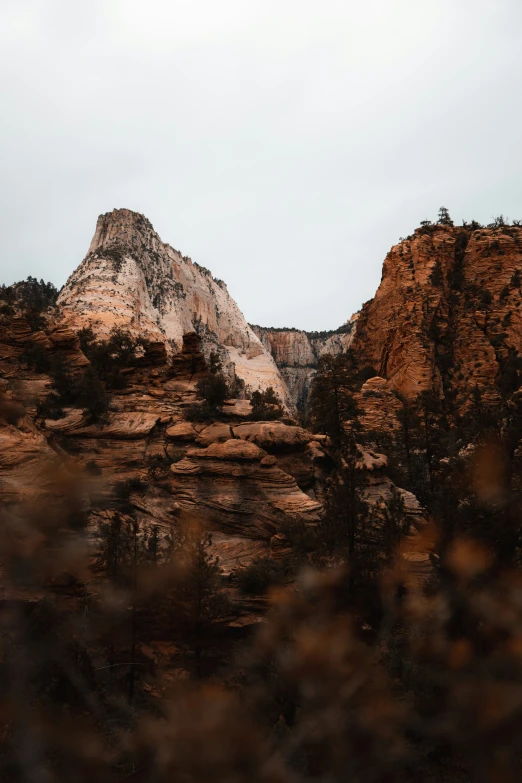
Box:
[58,211,293,408]
[88,208,157,255]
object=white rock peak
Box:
[57,208,292,407]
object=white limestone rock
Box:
[57,209,292,409]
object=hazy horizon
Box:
[2,1,522,330]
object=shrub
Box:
[168,447,186,463]
[19,341,49,373]
[228,374,245,399]
[278,518,319,558]
[37,395,65,420]
[74,367,110,423]
[146,453,171,479]
[78,326,145,390]
[195,372,229,410]
[114,477,147,501]
[37,353,109,423]
[236,557,287,595]
[24,308,47,332]
[250,387,283,421]
[85,460,101,475]
[47,353,78,405]
[184,402,216,423]
[208,351,223,374]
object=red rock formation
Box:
[0,307,323,581]
[353,224,522,407]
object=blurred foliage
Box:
[3,478,522,781]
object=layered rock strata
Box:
[0,317,323,572]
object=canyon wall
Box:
[252,316,358,412]
[352,223,522,406]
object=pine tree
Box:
[250,386,283,420]
[309,351,369,601]
[195,372,229,410]
[437,206,454,227]
[167,525,230,678]
[414,390,443,498]
[308,351,360,451]
[96,514,154,701]
[75,366,110,423]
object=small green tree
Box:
[75,366,110,423]
[308,351,360,451]
[167,526,230,678]
[78,326,145,390]
[19,340,50,373]
[96,514,157,702]
[437,206,454,226]
[195,372,229,410]
[249,387,283,420]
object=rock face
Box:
[170,437,321,541]
[57,209,291,408]
[352,224,522,406]
[252,315,358,411]
[0,310,325,578]
[0,259,431,603]
[354,376,403,437]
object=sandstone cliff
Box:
[0,312,324,581]
[252,315,358,411]
[57,209,291,408]
[352,223,522,407]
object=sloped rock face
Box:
[252,315,358,411]
[0,414,61,504]
[57,209,291,408]
[352,224,522,406]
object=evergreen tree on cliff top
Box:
[437,206,454,226]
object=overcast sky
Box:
[1,1,522,330]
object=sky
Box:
[1,1,522,331]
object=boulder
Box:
[233,421,312,451]
[195,423,234,446]
[189,439,266,462]
[165,421,198,441]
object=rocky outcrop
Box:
[352,224,522,407]
[169,437,321,541]
[57,209,292,408]
[0,413,61,504]
[252,315,358,411]
[0,309,324,578]
[354,376,403,437]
